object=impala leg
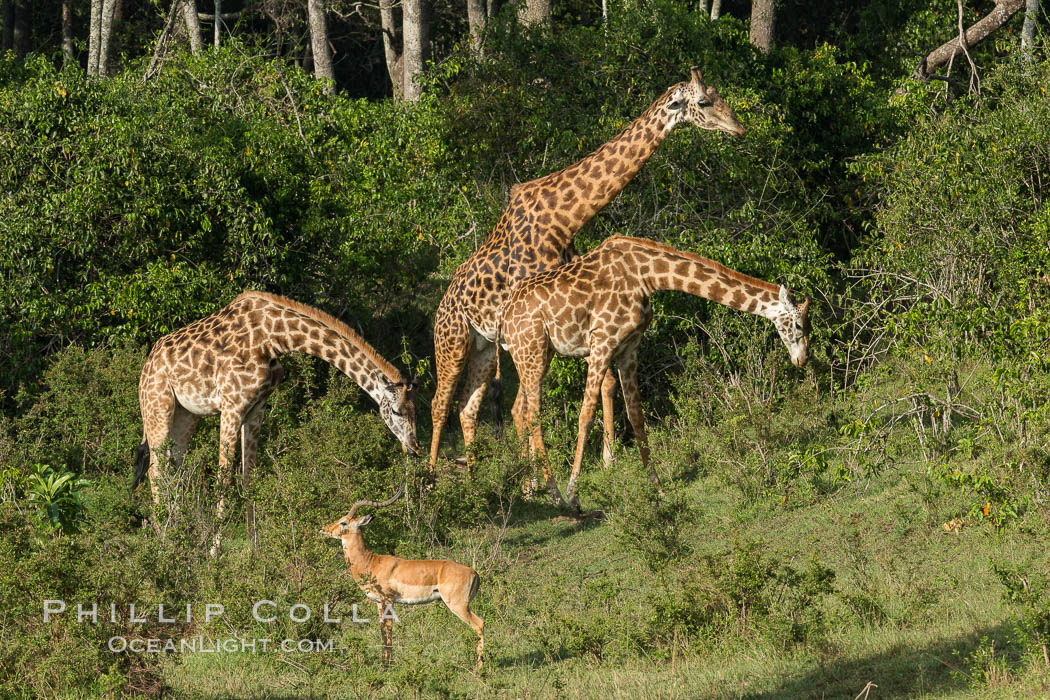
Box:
[565,353,612,511]
[600,370,618,466]
[444,599,485,671]
[377,600,393,664]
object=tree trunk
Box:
[182,0,203,53]
[402,0,428,102]
[750,0,775,53]
[1022,0,1040,52]
[467,0,486,55]
[97,0,117,76]
[87,0,101,74]
[213,0,221,47]
[62,0,73,66]
[145,0,182,80]
[518,0,550,27]
[487,0,500,19]
[710,0,722,20]
[307,0,335,91]
[1,1,12,54]
[921,0,1025,75]
[378,0,402,98]
[11,0,28,57]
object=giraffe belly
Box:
[173,389,220,416]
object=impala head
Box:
[321,486,403,539]
[378,378,420,456]
[664,66,745,137]
[321,513,373,538]
[772,286,811,368]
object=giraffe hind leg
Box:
[457,338,498,462]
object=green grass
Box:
[158,417,1050,698]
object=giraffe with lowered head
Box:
[430,67,746,483]
[132,291,420,551]
[499,236,810,509]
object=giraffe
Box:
[498,236,810,509]
[131,291,420,551]
[430,67,746,482]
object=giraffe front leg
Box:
[518,350,565,506]
[566,355,611,511]
[211,411,242,557]
[430,306,472,468]
[618,348,656,486]
[240,403,265,547]
[600,370,618,466]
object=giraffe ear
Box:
[690,66,704,86]
[778,285,792,306]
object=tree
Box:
[402,0,429,102]
[710,0,722,20]
[307,0,334,92]
[1022,0,1041,52]
[919,0,1025,76]
[1,1,11,54]
[519,0,550,27]
[750,0,775,53]
[97,0,117,75]
[467,0,486,55]
[378,0,431,102]
[182,0,203,53]
[61,0,73,66]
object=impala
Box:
[321,487,485,669]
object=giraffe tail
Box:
[489,319,504,436]
[131,439,149,492]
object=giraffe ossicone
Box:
[498,236,811,509]
[430,67,746,466]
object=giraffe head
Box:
[664,66,745,136]
[772,286,811,368]
[378,379,420,455]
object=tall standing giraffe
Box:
[431,67,746,477]
[132,291,420,551]
[499,236,810,509]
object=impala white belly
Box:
[366,583,442,605]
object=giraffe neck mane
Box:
[600,236,781,317]
[236,291,404,383]
[518,86,678,200]
[609,237,779,294]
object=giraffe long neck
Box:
[630,241,782,320]
[549,88,678,230]
[245,292,404,405]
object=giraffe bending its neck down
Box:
[132,291,420,551]
[499,236,810,510]
[430,68,745,481]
